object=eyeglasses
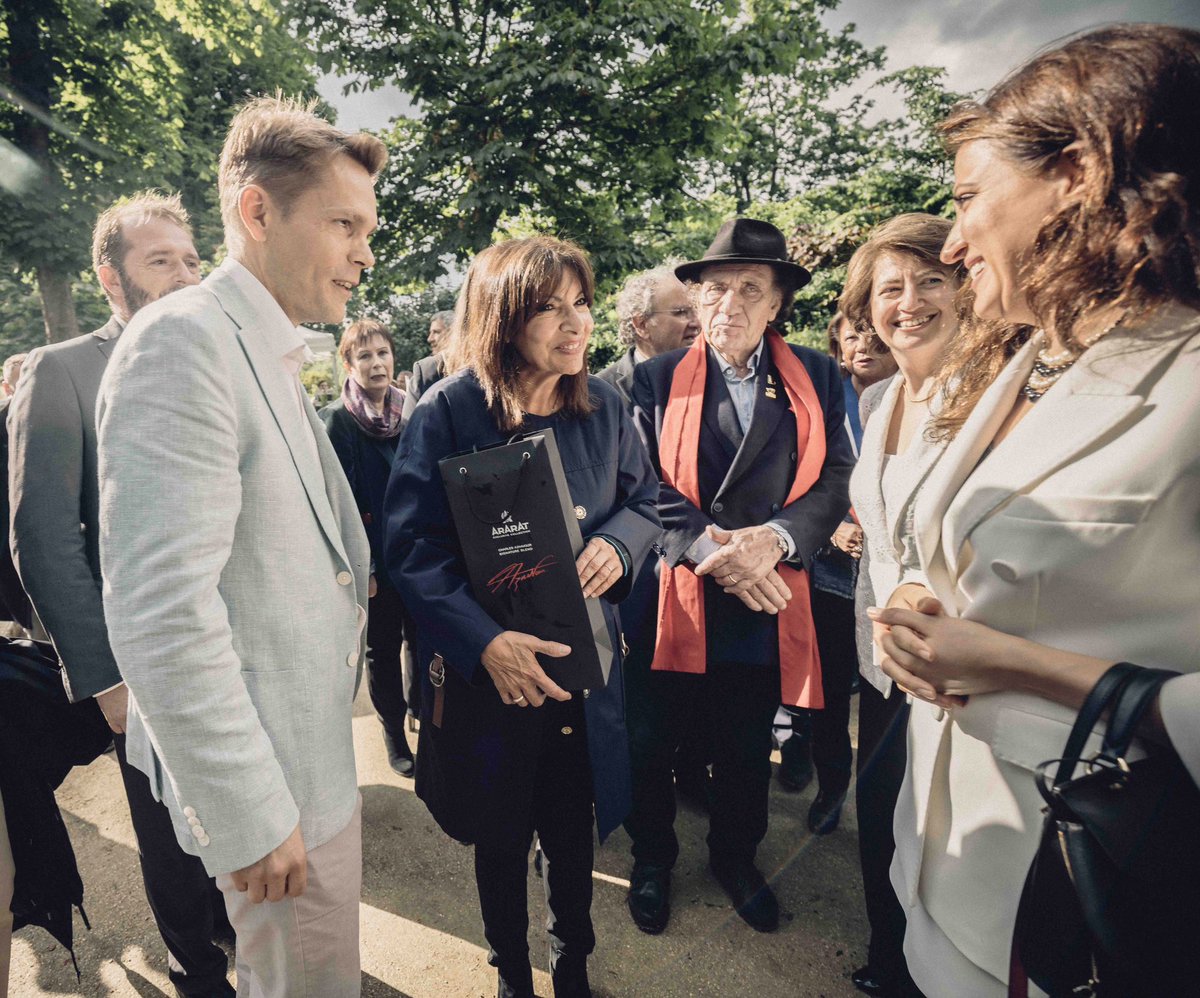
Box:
[699,281,768,305]
[648,307,697,319]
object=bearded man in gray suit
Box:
[98,97,385,998]
[9,192,239,997]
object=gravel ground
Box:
[11,688,867,997]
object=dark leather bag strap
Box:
[1101,666,1181,758]
[1052,662,1141,787]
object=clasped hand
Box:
[869,596,1014,708]
[694,524,792,614]
[230,822,307,903]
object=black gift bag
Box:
[439,427,613,690]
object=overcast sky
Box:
[318,1,1200,132]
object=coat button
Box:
[770,503,781,513]
[197,833,211,846]
[583,689,590,699]
[991,561,1018,584]
[190,824,206,839]
[561,726,573,735]
[346,652,357,667]
[790,452,797,461]
[712,501,724,513]
[336,571,353,586]
[187,815,201,827]
[183,806,196,818]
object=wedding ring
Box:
[514,694,527,704]
[728,575,739,584]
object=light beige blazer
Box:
[97,262,370,877]
[894,304,1200,995]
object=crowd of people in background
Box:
[2,20,1200,998]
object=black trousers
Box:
[473,696,595,984]
[366,582,410,743]
[855,680,912,980]
[113,735,230,996]
[781,587,858,794]
[625,656,780,868]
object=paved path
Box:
[11,690,868,997]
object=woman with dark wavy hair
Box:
[866,24,1200,997]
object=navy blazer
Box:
[318,399,398,579]
[631,339,853,667]
[383,371,660,846]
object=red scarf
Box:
[654,329,825,708]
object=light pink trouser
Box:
[217,795,362,998]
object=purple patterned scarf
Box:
[342,375,405,439]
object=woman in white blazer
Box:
[842,213,963,998]
[868,24,1200,997]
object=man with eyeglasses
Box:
[599,264,700,407]
[625,218,853,935]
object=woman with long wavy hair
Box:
[868,24,1200,996]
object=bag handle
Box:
[1050,661,1141,789]
[457,437,535,526]
[1101,666,1180,759]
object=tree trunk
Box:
[35,266,80,343]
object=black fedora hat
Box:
[675,217,810,289]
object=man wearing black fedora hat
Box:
[625,217,854,934]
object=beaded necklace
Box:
[1020,312,1126,403]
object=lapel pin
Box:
[575,505,587,520]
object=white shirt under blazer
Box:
[894,303,1200,996]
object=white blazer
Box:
[97,261,371,876]
[894,304,1200,995]
[850,375,949,694]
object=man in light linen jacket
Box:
[98,96,386,998]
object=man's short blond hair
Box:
[218,95,388,254]
[92,190,192,273]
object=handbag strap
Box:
[1052,662,1141,788]
[1101,666,1181,759]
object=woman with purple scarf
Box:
[320,319,415,775]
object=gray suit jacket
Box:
[9,316,123,701]
[596,347,637,410]
[97,261,371,876]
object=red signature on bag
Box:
[487,556,558,594]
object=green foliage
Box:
[0,0,319,339]
[0,262,110,355]
[346,283,461,374]
[293,0,870,299]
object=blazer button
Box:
[790,452,797,461]
[183,806,197,818]
[190,824,206,839]
[187,815,201,827]
[561,726,574,736]
[346,652,357,667]
[336,571,353,586]
[991,560,1019,584]
[712,501,724,513]
[197,833,211,846]
[583,689,590,699]
[770,503,781,513]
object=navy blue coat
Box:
[383,371,660,848]
[631,339,853,668]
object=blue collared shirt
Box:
[715,337,765,434]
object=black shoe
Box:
[173,985,235,998]
[383,729,415,777]
[551,955,591,998]
[776,738,814,793]
[626,862,671,934]
[807,789,846,835]
[709,857,779,933]
[497,968,535,998]
[851,964,924,997]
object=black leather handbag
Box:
[1009,662,1200,997]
